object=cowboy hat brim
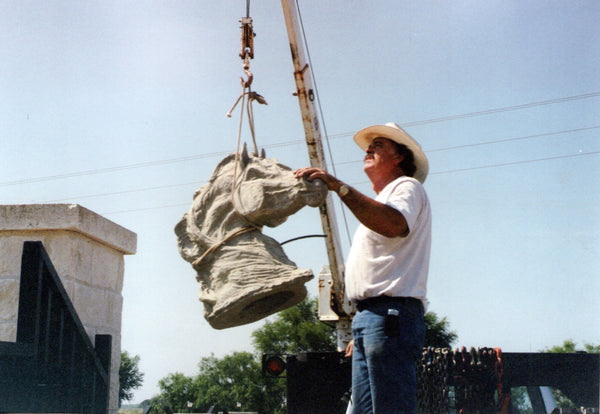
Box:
[353,122,429,184]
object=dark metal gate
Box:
[0,241,111,413]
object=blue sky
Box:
[1,1,598,403]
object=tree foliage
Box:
[151,353,283,413]
[119,351,144,406]
[152,298,331,414]
[544,339,600,354]
[252,296,336,355]
[155,372,195,412]
[193,352,284,413]
[424,311,458,348]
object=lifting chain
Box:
[417,347,506,414]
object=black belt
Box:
[356,296,422,312]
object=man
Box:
[294,122,431,414]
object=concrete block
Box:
[0,279,19,322]
[71,283,109,329]
[0,233,47,276]
[106,292,124,332]
[90,245,123,291]
[0,321,16,342]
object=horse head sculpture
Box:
[175,144,327,329]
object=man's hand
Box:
[294,167,343,193]
[345,339,354,357]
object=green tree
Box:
[424,311,458,348]
[545,339,600,354]
[252,296,336,355]
[119,351,144,406]
[151,297,334,414]
[153,372,196,412]
[151,353,284,414]
[193,352,283,413]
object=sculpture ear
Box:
[260,148,266,158]
[240,142,250,168]
[174,214,201,263]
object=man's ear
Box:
[395,154,404,166]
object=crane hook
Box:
[241,60,253,88]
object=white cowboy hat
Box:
[353,122,429,184]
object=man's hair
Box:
[391,142,417,178]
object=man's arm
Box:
[294,167,408,238]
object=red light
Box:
[264,355,286,376]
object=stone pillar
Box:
[0,204,137,414]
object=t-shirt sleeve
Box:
[385,180,424,232]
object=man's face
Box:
[363,137,402,178]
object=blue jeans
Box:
[350,298,425,414]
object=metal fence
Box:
[0,241,111,413]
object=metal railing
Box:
[0,241,111,413]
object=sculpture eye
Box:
[244,166,262,180]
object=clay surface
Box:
[175,145,327,329]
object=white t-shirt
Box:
[344,176,432,307]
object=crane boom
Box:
[280,0,353,349]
